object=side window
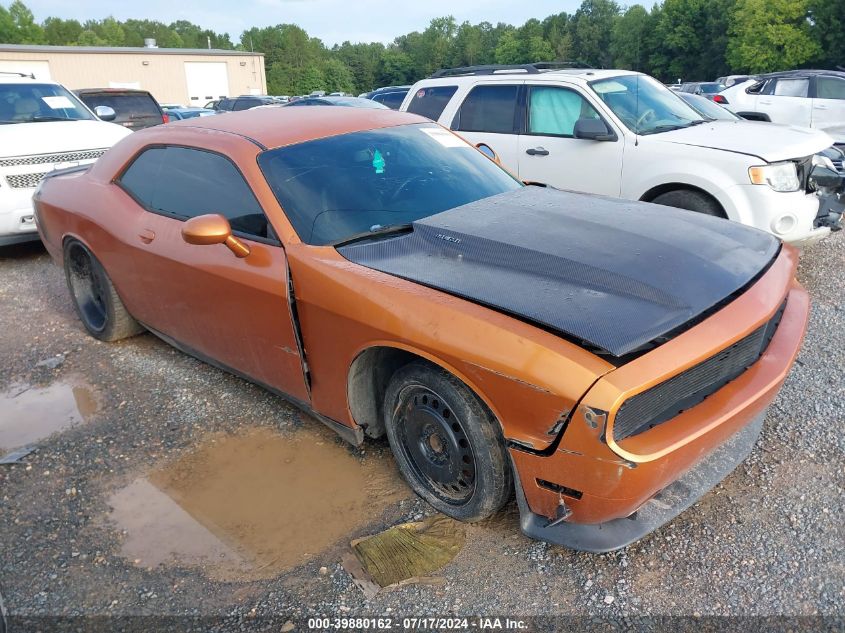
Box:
[233,98,254,111]
[773,78,809,98]
[816,77,845,100]
[406,85,458,120]
[746,81,766,95]
[452,85,519,134]
[119,146,274,241]
[528,86,601,137]
[381,92,406,109]
[217,98,234,111]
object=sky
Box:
[21,0,584,47]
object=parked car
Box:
[679,81,726,100]
[0,73,130,246]
[34,106,809,551]
[677,92,741,121]
[74,88,168,131]
[164,107,217,120]
[719,70,845,148]
[362,86,412,110]
[216,95,276,112]
[283,96,389,109]
[401,64,843,244]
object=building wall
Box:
[0,49,267,106]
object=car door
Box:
[811,75,845,140]
[447,83,523,175]
[116,144,309,402]
[517,84,624,196]
[757,77,812,127]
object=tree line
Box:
[1,0,842,96]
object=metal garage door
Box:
[184,62,229,106]
[0,60,51,80]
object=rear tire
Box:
[651,189,725,218]
[383,361,512,522]
[63,240,143,342]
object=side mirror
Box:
[93,105,116,122]
[475,142,501,164]
[573,118,614,141]
[181,214,250,258]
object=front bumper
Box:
[509,247,808,548]
[513,410,764,552]
[727,184,838,245]
[0,186,39,246]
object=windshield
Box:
[257,123,522,245]
[0,83,95,124]
[679,93,740,121]
[698,83,725,94]
[591,75,705,135]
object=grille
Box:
[0,149,107,168]
[832,157,844,176]
[5,172,46,189]
[612,300,787,442]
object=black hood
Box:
[337,187,779,358]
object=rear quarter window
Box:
[406,86,458,121]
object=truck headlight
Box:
[748,162,800,192]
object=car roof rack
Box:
[430,61,591,78]
[0,70,35,79]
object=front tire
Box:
[651,189,725,218]
[63,240,143,342]
[383,362,512,522]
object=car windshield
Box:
[257,123,522,245]
[698,83,725,94]
[591,75,705,135]
[0,82,95,124]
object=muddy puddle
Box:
[109,425,410,580]
[0,379,98,454]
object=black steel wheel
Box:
[395,385,477,504]
[63,240,143,342]
[384,361,512,522]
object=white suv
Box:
[0,73,131,246]
[401,65,843,245]
[720,70,845,147]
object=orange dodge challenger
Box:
[34,107,809,552]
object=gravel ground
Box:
[0,232,843,630]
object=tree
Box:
[808,0,845,68]
[610,5,650,70]
[571,0,620,67]
[727,0,821,73]
[43,17,82,45]
[6,0,44,43]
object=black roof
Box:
[755,69,845,80]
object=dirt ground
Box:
[0,233,843,631]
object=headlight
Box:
[748,162,800,192]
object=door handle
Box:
[759,100,772,105]
[138,229,156,244]
[814,104,828,109]
[526,147,550,156]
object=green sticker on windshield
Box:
[372,149,385,174]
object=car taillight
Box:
[713,94,728,104]
[162,113,170,123]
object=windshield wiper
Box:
[28,115,73,122]
[640,120,706,135]
[332,223,413,247]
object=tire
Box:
[63,240,143,342]
[651,189,726,218]
[383,361,512,522]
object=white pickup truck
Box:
[0,73,131,246]
[401,65,843,245]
